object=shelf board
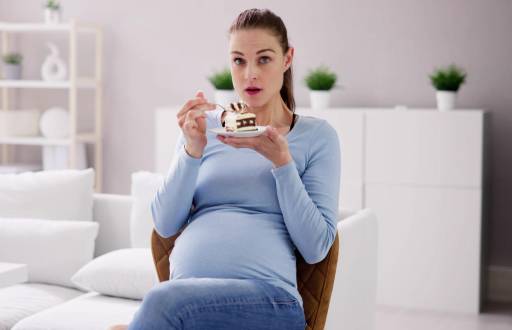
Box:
[0,163,41,174]
[0,133,98,146]
[0,79,97,89]
[0,21,98,33]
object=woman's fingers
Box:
[183,116,204,132]
[192,102,217,111]
[265,126,280,142]
[177,100,216,126]
[177,98,214,118]
[195,90,206,100]
[186,110,206,122]
[177,99,214,126]
[177,98,206,117]
[180,110,206,129]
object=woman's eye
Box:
[233,58,245,65]
[259,56,271,64]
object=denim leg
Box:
[128,278,305,330]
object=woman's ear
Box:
[284,47,294,72]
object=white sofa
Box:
[2,193,378,330]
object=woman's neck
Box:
[251,95,292,128]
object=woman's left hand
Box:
[217,126,293,168]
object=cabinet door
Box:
[365,110,484,187]
[366,184,482,313]
[296,108,365,210]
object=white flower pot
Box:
[214,90,237,106]
[44,9,61,24]
[309,90,331,110]
[4,64,22,80]
[436,91,457,111]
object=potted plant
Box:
[430,64,466,111]
[2,52,23,80]
[44,0,61,24]
[207,68,237,105]
[304,65,337,110]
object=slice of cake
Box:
[224,101,258,132]
[225,112,257,132]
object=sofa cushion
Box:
[0,283,83,330]
[0,168,95,221]
[12,292,140,330]
[0,218,99,288]
[71,248,158,300]
[130,171,163,248]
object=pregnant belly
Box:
[169,210,296,284]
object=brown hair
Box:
[229,9,295,112]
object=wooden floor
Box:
[376,302,512,330]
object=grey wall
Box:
[1,0,511,269]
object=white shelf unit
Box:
[0,20,103,192]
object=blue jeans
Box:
[127,278,306,330]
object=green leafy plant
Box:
[430,64,467,92]
[304,65,337,91]
[207,68,234,90]
[3,52,22,65]
[44,0,60,10]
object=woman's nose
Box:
[244,64,259,80]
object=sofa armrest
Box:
[93,193,133,257]
[326,209,378,330]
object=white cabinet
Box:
[363,109,484,313]
[366,184,482,313]
[294,108,484,313]
[365,110,483,187]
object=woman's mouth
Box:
[245,87,262,96]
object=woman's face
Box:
[229,28,293,108]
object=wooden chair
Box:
[151,228,340,330]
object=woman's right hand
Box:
[177,91,216,158]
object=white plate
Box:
[209,126,267,138]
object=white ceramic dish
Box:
[208,126,267,138]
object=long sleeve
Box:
[151,132,202,238]
[271,121,341,264]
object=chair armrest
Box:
[326,209,378,330]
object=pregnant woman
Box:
[125,8,340,330]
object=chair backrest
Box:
[151,228,339,330]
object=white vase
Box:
[39,107,70,138]
[214,90,237,106]
[44,9,61,24]
[41,43,67,81]
[436,91,457,111]
[310,90,331,110]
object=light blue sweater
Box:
[151,109,341,306]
